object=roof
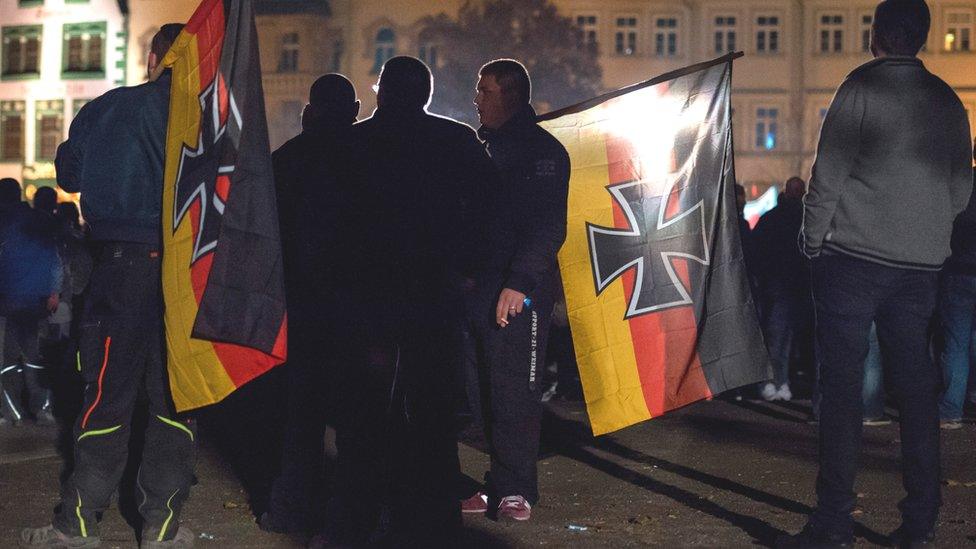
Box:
[254,0,330,16]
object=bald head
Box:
[303,73,359,129]
[784,177,806,200]
[376,56,432,110]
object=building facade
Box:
[0,0,127,196]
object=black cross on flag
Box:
[588,178,709,319]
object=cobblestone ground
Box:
[2,398,974,548]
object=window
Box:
[2,25,42,79]
[576,15,598,52]
[35,100,64,162]
[62,22,106,78]
[654,17,679,57]
[818,14,844,53]
[418,31,438,68]
[371,28,395,74]
[18,0,43,6]
[714,16,737,54]
[755,15,780,53]
[278,33,299,73]
[331,40,343,72]
[945,10,973,52]
[755,107,778,150]
[615,17,638,56]
[1,101,25,161]
[860,14,873,53]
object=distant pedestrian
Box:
[780,2,974,547]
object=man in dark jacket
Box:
[753,177,809,402]
[21,24,196,549]
[324,56,493,546]
[259,74,359,534]
[781,2,973,547]
[0,179,61,427]
[938,141,976,430]
[462,59,570,522]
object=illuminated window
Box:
[1,100,25,161]
[756,15,780,53]
[714,16,737,54]
[818,14,844,53]
[755,107,778,150]
[62,22,106,78]
[2,25,42,79]
[278,32,299,73]
[945,10,973,52]
[372,28,395,74]
[576,15,598,52]
[35,100,64,162]
[615,17,638,56]
[654,17,679,57]
[860,14,873,53]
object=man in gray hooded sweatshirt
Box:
[779,2,974,548]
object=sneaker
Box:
[460,492,488,514]
[761,382,779,401]
[775,521,852,548]
[862,416,892,427]
[496,495,531,522]
[940,419,963,430]
[19,525,100,548]
[777,384,793,402]
[888,526,935,548]
[140,526,194,549]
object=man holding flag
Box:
[22,24,196,549]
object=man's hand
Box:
[47,293,60,314]
[495,288,527,328]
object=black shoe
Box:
[776,522,853,548]
[888,526,935,548]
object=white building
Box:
[0,0,127,197]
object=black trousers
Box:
[326,301,462,546]
[54,242,196,541]
[1,304,49,420]
[467,292,553,506]
[811,254,940,538]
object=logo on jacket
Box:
[587,178,710,319]
[173,74,242,265]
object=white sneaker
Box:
[776,384,792,402]
[761,382,779,401]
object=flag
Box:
[161,0,287,412]
[539,54,771,435]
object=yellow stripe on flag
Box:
[161,32,236,411]
[542,115,650,435]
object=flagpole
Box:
[537,51,745,122]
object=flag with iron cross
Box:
[539,53,771,435]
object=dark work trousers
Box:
[1,303,50,420]
[326,298,462,546]
[468,292,553,507]
[811,254,940,539]
[53,242,196,542]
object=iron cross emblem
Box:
[587,179,710,319]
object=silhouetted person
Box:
[259,73,360,535]
[324,56,493,546]
[753,177,809,401]
[21,23,197,549]
[781,2,973,547]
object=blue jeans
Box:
[938,273,976,421]
[811,255,940,538]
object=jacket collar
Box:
[847,55,924,78]
[478,104,537,142]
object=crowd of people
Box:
[0,1,973,548]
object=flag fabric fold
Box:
[540,54,771,435]
[161,0,287,412]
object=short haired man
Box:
[324,56,494,545]
[259,73,359,534]
[462,59,569,521]
[21,24,197,549]
[779,2,973,547]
